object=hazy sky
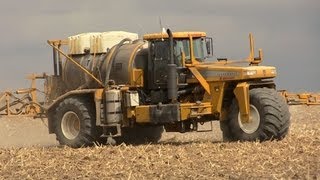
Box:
[0,0,319,92]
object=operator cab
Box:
[142,31,213,103]
[143,32,213,66]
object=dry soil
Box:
[0,105,319,179]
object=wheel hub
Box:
[238,105,260,134]
[61,111,80,140]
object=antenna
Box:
[159,17,165,41]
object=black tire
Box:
[53,97,101,148]
[219,120,233,141]
[221,88,290,142]
[119,125,164,144]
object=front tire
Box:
[221,88,290,142]
[53,97,101,148]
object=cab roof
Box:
[143,31,206,40]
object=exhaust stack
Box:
[166,29,178,102]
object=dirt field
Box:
[0,105,319,179]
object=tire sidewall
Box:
[229,91,266,141]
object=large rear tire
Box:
[221,88,290,142]
[53,97,101,148]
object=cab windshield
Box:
[174,37,207,62]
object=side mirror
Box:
[205,37,213,57]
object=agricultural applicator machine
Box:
[1,29,295,148]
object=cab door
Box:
[148,40,170,89]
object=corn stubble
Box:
[0,105,319,179]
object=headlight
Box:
[245,70,257,76]
[270,69,277,75]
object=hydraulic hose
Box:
[104,38,132,86]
